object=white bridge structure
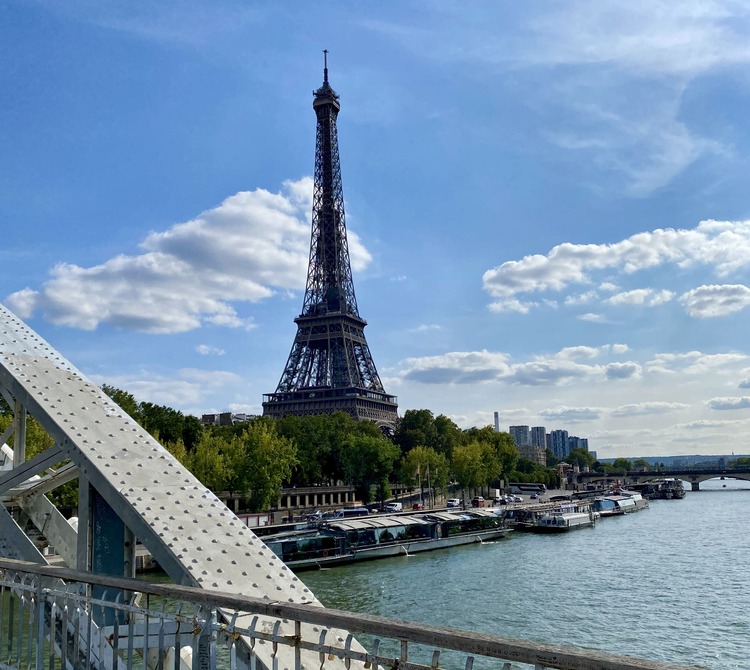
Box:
[0,304,703,670]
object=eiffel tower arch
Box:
[263,56,398,430]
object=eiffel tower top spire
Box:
[263,56,398,429]
[304,51,358,320]
[314,49,339,106]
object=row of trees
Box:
[2,387,563,512]
[100,391,566,509]
[554,447,656,474]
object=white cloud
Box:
[524,2,750,77]
[611,344,630,354]
[401,350,511,384]
[555,346,601,360]
[646,351,748,375]
[681,419,746,429]
[679,284,750,317]
[483,220,750,315]
[522,3,745,194]
[196,344,226,356]
[510,359,605,386]
[399,344,643,387]
[4,178,373,334]
[578,312,608,323]
[365,4,749,193]
[540,406,604,423]
[544,97,725,197]
[564,290,598,306]
[605,362,641,380]
[611,401,689,417]
[605,288,675,306]
[486,298,535,314]
[89,368,242,408]
[707,396,750,410]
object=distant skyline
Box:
[3,2,750,458]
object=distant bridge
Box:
[575,467,750,491]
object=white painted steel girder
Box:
[0,304,361,670]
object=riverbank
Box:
[302,481,748,669]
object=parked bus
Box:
[508,482,547,495]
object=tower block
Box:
[263,56,398,429]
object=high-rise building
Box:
[568,436,589,453]
[530,426,547,448]
[262,56,398,429]
[549,429,570,460]
[493,411,500,432]
[520,445,547,466]
[509,425,531,447]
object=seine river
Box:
[302,480,749,670]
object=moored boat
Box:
[629,478,686,500]
[500,500,593,531]
[593,492,649,517]
[530,503,596,533]
[263,509,511,570]
[651,478,686,499]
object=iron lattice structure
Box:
[263,60,398,429]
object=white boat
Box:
[531,504,596,533]
[593,492,649,517]
[263,509,511,570]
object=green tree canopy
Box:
[567,448,596,469]
[393,409,438,454]
[340,434,401,503]
[432,414,463,458]
[276,411,380,486]
[101,385,202,450]
[400,445,449,493]
[240,420,297,512]
[612,457,633,472]
[462,426,519,484]
[451,441,487,494]
[187,430,226,492]
[101,385,140,420]
[632,458,650,471]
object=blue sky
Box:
[3,1,750,459]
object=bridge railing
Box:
[0,558,702,670]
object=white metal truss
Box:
[0,303,360,670]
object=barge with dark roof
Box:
[262,510,511,570]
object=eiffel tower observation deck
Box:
[263,55,398,429]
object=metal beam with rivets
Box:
[0,304,361,670]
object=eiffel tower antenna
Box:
[263,57,398,429]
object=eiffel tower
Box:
[263,54,398,429]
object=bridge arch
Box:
[574,468,750,492]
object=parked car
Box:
[446,498,461,508]
[412,502,425,510]
[471,496,485,508]
[384,502,403,513]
